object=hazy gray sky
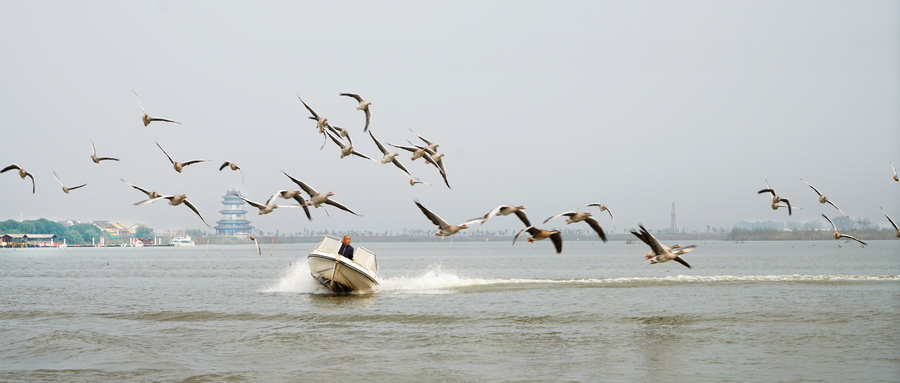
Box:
[1,1,898,236]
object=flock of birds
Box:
[2,91,899,266]
[757,170,900,248]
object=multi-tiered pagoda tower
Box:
[214,190,253,236]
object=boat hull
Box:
[308,253,379,294]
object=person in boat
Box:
[338,235,354,260]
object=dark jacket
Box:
[338,244,354,260]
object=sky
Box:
[1,1,898,236]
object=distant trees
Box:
[134,226,153,239]
[0,219,109,245]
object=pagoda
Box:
[214,190,253,236]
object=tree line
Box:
[0,219,107,245]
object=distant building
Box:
[214,190,253,236]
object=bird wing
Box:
[583,217,608,242]
[298,97,320,120]
[97,157,119,162]
[549,232,563,254]
[182,199,211,227]
[1,164,21,173]
[181,160,207,167]
[134,196,170,206]
[294,195,312,221]
[133,90,147,114]
[53,171,64,187]
[513,209,532,227]
[631,225,667,255]
[149,117,180,124]
[478,205,505,225]
[350,149,374,161]
[339,93,363,102]
[801,179,824,197]
[68,183,87,191]
[757,188,776,196]
[673,256,692,269]
[388,143,418,153]
[363,107,370,132]
[237,195,266,209]
[324,198,360,216]
[822,214,837,231]
[156,142,176,164]
[121,179,152,196]
[219,162,230,171]
[410,129,435,147]
[91,140,97,156]
[513,226,535,245]
[369,130,389,155]
[543,212,576,224]
[838,234,867,246]
[265,192,282,207]
[826,200,848,218]
[281,171,318,196]
[414,200,450,229]
[26,172,35,193]
[882,208,899,231]
[391,158,413,177]
[782,198,792,216]
[250,236,261,255]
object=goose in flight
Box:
[881,208,899,238]
[121,179,161,199]
[324,128,375,161]
[821,214,867,247]
[274,189,312,221]
[410,129,439,154]
[543,211,608,242]
[369,130,415,180]
[298,97,335,148]
[513,226,562,254]
[471,205,531,226]
[156,142,207,173]
[892,161,899,182]
[339,93,372,132]
[237,192,306,216]
[1,164,35,194]
[758,180,792,215]
[90,140,119,163]
[331,125,353,146]
[133,90,180,126]
[219,162,244,182]
[281,171,360,216]
[630,225,694,268]
[582,203,615,229]
[135,194,210,227]
[53,172,87,194]
[414,200,480,237]
[801,179,847,217]
[249,235,261,255]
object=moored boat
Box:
[170,235,195,246]
[308,235,379,293]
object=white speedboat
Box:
[308,236,380,294]
[170,235,195,246]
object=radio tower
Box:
[670,202,677,233]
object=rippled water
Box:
[2,240,899,382]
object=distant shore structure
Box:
[214,190,253,236]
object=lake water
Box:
[2,240,899,382]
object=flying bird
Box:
[513,226,562,254]
[892,161,899,182]
[330,125,353,146]
[410,129,440,154]
[249,235,261,255]
[133,90,180,126]
[821,214,867,247]
[369,130,416,180]
[135,194,210,227]
[414,200,481,237]
[471,205,531,226]
[630,225,694,268]
[582,203,615,229]
[90,140,119,163]
[273,189,313,221]
[758,180,792,215]
[121,179,161,199]
[298,97,334,148]
[156,142,207,173]
[543,211,608,242]
[339,93,372,132]
[395,141,451,188]
[52,172,86,194]
[324,128,375,161]
[1,164,35,194]
[237,192,306,216]
[219,162,244,182]
[281,171,360,216]
[801,179,847,217]
[881,208,899,238]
